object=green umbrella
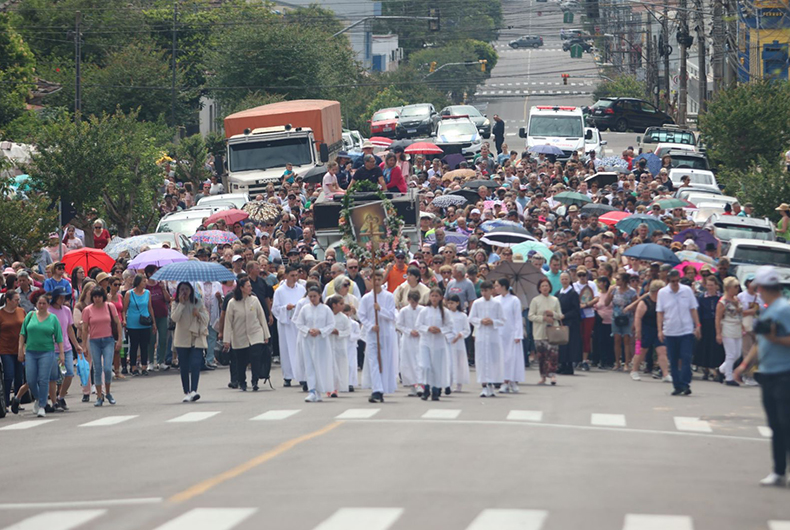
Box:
[649,198,695,210]
[511,240,553,262]
[554,191,592,206]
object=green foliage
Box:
[0,107,68,143]
[410,40,493,102]
[0,13,36,128]
[360,87,408,126]
[591,75,645,101]
[28,110,167,236]
[283,4,345,35]
[724,158,790,221]
[0,175,58,262]
[698,80,790,172]
[204,131,226,158]
[175,134,211,187]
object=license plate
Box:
[407,129,417,134]
[383,127,392,132]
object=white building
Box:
[372,34,402,72]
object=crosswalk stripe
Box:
[2,509,105,530]
[422,409,461,420]
[0,420,56,431]
[336,408,380,419]
[673,417,712,433]
[758,426,773,438]
[152,508,257,530]
[507,410,543,422]
[466,509,548,530]
[251,410,301,421]
[623,514,693,530]
[591,413,626,427]
[769,521,790,530]
[313,508,403,530]
[79,415,138,427]
[167,412,220,423]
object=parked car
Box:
[342,130,364,151]
[583,127,607,158]
[156,206,229,236]
[369,108,401,138]
[638,125,696,152]
[562,39,592,52]
[666,149,711,171]
[395,104,440,139]
[439,105,491,138]
[668,168,720,194]
[196,192,250,209]
[588,97,674,132]
[432,116,483,161]
[674,187,721,200]
[138,232,194,255]
[509,35,544,48]
[705,214,776,243]
[724,239,790,267]
[560,29,583,40]
[735,264,790,291]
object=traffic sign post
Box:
[570,43,583,58]
[563,11,574,24]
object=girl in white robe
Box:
[395,290,424,396]
[294,286,336,403]
[468,280,505,397]
[272,270,307,386]
[446,294,471,392]
[415,288,455,401]
[291,280,321,392]
[327,296,350,397]
[344,304,362,391]
[495,278,525,394]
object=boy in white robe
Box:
[416,289,455,401]
[344,304,362,391]
[495,278,525,394]
[272,266,306,387]
[358,270,399,403]
[294,286,336,403]
[446,294,471,393]
[395,290,424,396]
[468,280,505,397]
[327,296,350,397]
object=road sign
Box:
[563,11,574,23]
[570,43,583,58]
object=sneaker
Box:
[131,370,140,377]
[11,397,20,414]
[431,394,440,401]
[81,395,90,403]
[581,361,590,372]
[191,392,200,402]
[283,379,292,388]
[330,392,338,398]
[37,408,46,418]
[511,382,520,393]
[487,384,496,397]
[121,367,128,375]
[408,386,419,397]
[182,394,191,403]
[91,384,97,394]
[32,400,40,414]
[630,371,641,381]
[106,394,116,405]
[444,386,452,396]
[141,370,149,376]
[662,375,673,383]
[44,404,54,414]
[743,377,758,386]
[671,388,684,396]
[228,382,239,389]
[725,380,740,387]
[759,472,786,487]
[57,398,69,411]
[479,386,489,397]
[315,394,324,402]
[94,397,104,407]
[681,387,692,396]
[499,383,511,394]
[252,385,259,392]
[147,363,154,372]
[305,391,318,403]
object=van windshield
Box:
[714,225,773,242]
[229,137,313,172]
[529,116,583,138]
[732,245,790,266]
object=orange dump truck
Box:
[223,100,342,195]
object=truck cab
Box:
[519,105,585,161]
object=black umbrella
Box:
[442,153,466,170]
[300,165,327,184]
[463,179,499,189]
[486,261,545,309]
[584,172,619,187]
[389,139,413,151]
[448,188,481,203]
[479,225,536,247]
[581,202,616,216]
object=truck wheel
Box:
[614,118,628,132]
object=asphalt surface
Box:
[1,358,787,530]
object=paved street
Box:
[1,361,787,530]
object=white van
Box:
[519,106,585,161]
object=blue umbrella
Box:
[151,260,236,282]
[528,144,564,156]
[424,232,470,252]
[479,219,522,233]
[615,214,668,235]
[632,152,661,176]
[623,243,681,265]
[597,156,628,169]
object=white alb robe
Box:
[497,293,525,382]
[330,311,351,392]
[447,310,471,386]
[293,302,335,394]
[358,289,399,394]
[468,297,505,384]
[348,319,362,386]
[291,297,311,381]
[272,282,306,381]
[395,304,424,386]
[415,306,455,388]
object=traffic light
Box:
[429,8,440,31]
[480,60,487,72]
[562,73,569,85]
[429,61,437,73]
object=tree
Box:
[28,110,168,238]
[0,13,36,128]
[359,87,408,128]
[283,4,345,35]
[591,75,645,101]
[698,80,790,172]
[0,173,58,262]
[410,40,492,102]
[175,134,211,187]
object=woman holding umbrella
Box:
[172,282,209,402]
[557,272,582,375]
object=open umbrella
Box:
[581,202,616,216]
[554,191,592,206]
[103,235,162,259]
[674,228,719,250]
[205,208,249,226]
[675,250,717,266]
[674,260,717,278]
[62,248,116,274]
[441,153,467,170]
[584,172,619,188]
[487,261,545,309]
[448,188,480,203]
[442,168,476,181]
[431,194,468,208]
[480,219,522,233]
[191,230,239,246]
[511,240,553,262]
[369,136,393,148]
[405,142,443,155]
[463,179,499,189]
[615,213,668,234]
[528,144,564,156]
[480,225,536,247]
[389,139,413,151]
[623,243,681,265]
[300,165,327,184]
[151,260,237,283]
[128,248,188,270]
[650,198,696,210]
[599,211,631,227]
[606,165,631,175]
[424,232,470,252]
[598,156,628,169]
[632,152,661,176]
[242,200,282,223]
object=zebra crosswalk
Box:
[1,508,787,530]
[475,89,592,97]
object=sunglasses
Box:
[347,265,359,270]
[342,282,350,288]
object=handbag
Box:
[546,322,570,346]
[132,293,153,327]
[107,303,120,341]
[614,314,630,327]
[76,352,91,387]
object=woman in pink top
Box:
[321,161,345,198]
[82,286,122,406]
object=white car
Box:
[584,127,607,159]
[196,192,250,209]
[725,238,790,268]
[669,168,720,194]
[654,143,696,158]
[156,206,230,236]
[433,117,483,161]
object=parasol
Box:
[103,235,162,259]
[487,261,546,309]
[405,142,443,155]
[528,144,564,156]
[151,260,237,282]
[632,152,662,176]
[615,214,668,234]
[241,200,282,223]
[674,228,719,249]
[554,191,592,206]
[511,240,553,262]
[431,194,468,208]
[599,211,630,227]
[463,179,499,189]
[300,165,328,184]
[369,136,393,148]
[480,225,536,247]
[581,203,616,216]
[128,248,188,270]
[62,248,116,274]
[205,209,249,226]
[191,230,239,246]
[623,243,681,265]
[442,168,476,181]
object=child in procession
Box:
[468,280,505,397]
[344,304,362,392]
[415,288,455,401]
[292,280,321,392]
[293,286,335,403]
[446,294,471,393]
[496,278,525,394]
[395,290,424,397]
[327,296,350,398]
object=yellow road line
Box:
[169,421,342,503]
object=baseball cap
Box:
[753,265,781,287]
[603,231,614,238]
[470,208,481,215]
[49,286,69,300]
[395,250,407,258]
[232,255,244,263]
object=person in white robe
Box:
[495,278,525,393]
[358,270,399,403]
[290,286,316,391]
[272,266,306,387]
[327,296,351,396]
[345,304,362,390]
[395,290,424,396]
[468,280,505,397]
[415,288,455,401]
[445,294,471,392]
[294,287,336,402]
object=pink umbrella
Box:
[599,211,630,227]
[205,208,249,226]
[368,136,393,148]
[674,260,717,280]
[405,142,444,155]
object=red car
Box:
[369,107,401,138]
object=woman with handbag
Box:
[606,272,638,372]
[123,274,156,376]
[528,277,563,386]
[82,287,122,406]
[171,282,209,402]
[556,272,583,376]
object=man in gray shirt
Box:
[444,264,478,312]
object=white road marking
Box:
[152,508,257,530]
[623,514,694,530]
[1,510,105,530]
[758,426,773,438]
[79,415,138,427]
[336,408,380,419]
[166,411,220,423]
[251,410,301,421]
[313,508,403,530]
[591,413,626,427]
[466,509,548,530]
[769,522,790,530]
[674,417,712,433]
[0,420,56,431]
[507,410,543,422]
[422,409,461,420]
[0,498,162,510]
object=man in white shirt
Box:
[657,269,701,396]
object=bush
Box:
[592,75,645,101]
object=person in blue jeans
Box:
[657,270,701,396]
[171,282,209,402]
[82,287,122,407]
[123,274,156,376]
[19,291,64,418]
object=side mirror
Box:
[319,143,329,163]
[601,140,607,145]
[518,127,527,139]
[636,136,642,144]
[430,132,437,137]
[718,184,725,190]
[585,130,593,140]
[778,237,787,243]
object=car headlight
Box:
[483,119,490,127]
[472,137,482,145]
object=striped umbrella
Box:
[191,230,239,246]
[151,261,237,283]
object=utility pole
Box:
[694,0,707,112]
[171,1,178,128]
[74,11,81,123]
[662,3,670,113]
[645,21,655,103]
[712,0,724,91]
[678,0,688,125]
[725,0,738,85]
